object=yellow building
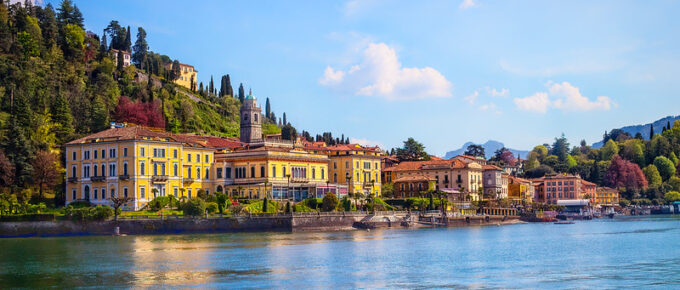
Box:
[305,143,382,197]
[64,125,224,210]
[508,176,534,204]
[595,187,619,206]
[174,63,197,90]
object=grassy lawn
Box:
[120,210,184,216]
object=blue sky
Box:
[56,0,680,156]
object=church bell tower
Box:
[239,89,263,145]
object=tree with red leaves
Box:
[114,96,165,128]
[604,155,648,190]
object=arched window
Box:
[110,187,116,199]
[254,113,258,122]
[84,186,90,200]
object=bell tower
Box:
[239,89,263,145]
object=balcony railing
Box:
[152,175,169,183]
[183,178,194,184]
[119,174,130,180]
[90,176,106,182]
[67,177,78,183]
[290,177,309,183]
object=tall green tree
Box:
[2,119,34,188]
[209,75,214,96]
[396,138,430,161]
[600,139,619,161]
[653,156,676,181]
[225,74,233,96]
[219,75,227,96]
[132,27,147,68]
[265,97,271,120]
[124,25,131,50]
[551,133,570,161]
[642,165,662,187]
[238,83,245,103]
[464,144,485,158]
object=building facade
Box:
[533,174,596,204]
[385,159,483,201]
[111,49,131,67]
[174,63,197,90]
[482,164,503,199]
[306,144,382,197]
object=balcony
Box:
[67,177,78,183]
[119,174,130,180]
[290,177,309,183]
[183,178,194,184]
[152,175,169,183]
[90,176,106,182]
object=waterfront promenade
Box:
[0,211,520,238]
[0,215,677,288]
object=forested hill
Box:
[0,0,295,145]
[592,115,680,148]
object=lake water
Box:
[0,216,679,288]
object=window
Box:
[188,189,192,199]
[110,188,115,198]
[272,166,276,178]
[93,165,98,177]
[101,149,105,159]
[123,147,128,157]
[254,113,258,122]
[197,167,201,179]
[72,189,76,200]
[109,164,116,176]
[260,166,265,177]
[283,166,287,177]
[173,187,178,197]
[356,161,359,168]
[173,149,178,158]
[141,147,145,157]
[101,164,106,177]
[333,173,337,183]
[109,149,116,158]
[124,187,128,198]
[84,151,90,160]
[333,162,337,169]
[102,188,106,199]
[72,165,77,178]
[226,167,232,179]
[187,166,192,178]
[312,168,316,179]
[140,186,146,199]
[205,154,209,163]
[123,162,128,175]
[72,151,76,161]
[140,162,145,176]
[174,163,178,176]
[84,165,90,178]
[195,154,199,162]
[345,161,349,168]
[321,169,325,180]
[216,167,223,178]
[94,150,98,159]
[187,154,192,162]
[363,162,371,169]
[205,167,209,179]
[93,188,98,200]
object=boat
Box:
[554,221,575,224]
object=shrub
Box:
[302,198,320,209]
[665,191,680,203]
[373,197,395,211]
[182,198,207,217]
[148,196,171,211]
[322,193,339,212]
[294,203,315,212]
[245,200,278,214]
[64,206,113,221]
[216,193,228,214]
[68,201,91,208]
[206,202,218,214]
[341,197,356,211]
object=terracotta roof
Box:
[65,126,244,149]
[430,156,445,161]
[482,164,502,171]
[388,159,468,172]
[393,175,435,183]
[304,143,381,153]
[581,180,597,186]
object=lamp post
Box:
[286,173,291,201]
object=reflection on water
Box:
[0,216,679,288]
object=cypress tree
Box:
[650,125,654,139]
[265,98,271,120]
[117,49,124,71]
[124,25,131,51]
[209,76,214,96]
[132,27,148,68]
[91,97,109,132]
[282,112,287,125]
[99,33,107,60]
[668,121,672,130]
[219,75,227,96]
[238,83,245,103]
[225,74,233,96]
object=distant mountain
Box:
[592,115,680,148]
[442,140,529,160]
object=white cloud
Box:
[548,81,613,111]
[320,43,453,101]
[464,90,479,104]
[514,92,550,113]
[514,81,613,113]
[479,102,502,115]
[350,137,385,149]
[459,0,477,10]
[487,87,509,97]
